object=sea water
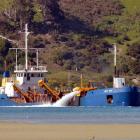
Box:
[0,91,140,124]
[0,106,140,124]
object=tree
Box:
[127,42,140,60]
[0,0,35,29]
[127,42,140,74]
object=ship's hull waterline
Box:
[0,86,140,106]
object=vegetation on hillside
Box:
[0,0,139,87]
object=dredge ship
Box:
[0,24,139,106]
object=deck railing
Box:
[14,65,47,72]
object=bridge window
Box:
[31,73,34,77]
[27,73,30,81]
[33,73,37,77]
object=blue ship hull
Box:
[0,99,41,106]
[0,86,140,106]
[80,86,140,106]
[134,86,140,106]
[0,95,42,106]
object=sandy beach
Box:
[0,122,140,140]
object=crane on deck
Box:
[11,80,62,104]
[12,84,33,103]
[12,84,53,103]
[38,80,61,102]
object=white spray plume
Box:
[37,91,80,107]
[52,91,80,107]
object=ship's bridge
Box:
[14,65,48,89]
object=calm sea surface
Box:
[0,106,140,124]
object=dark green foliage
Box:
[0,39,12,58]
[0,39,13,73]
[130,60,140,74]
[123,35,131,41]
[0,0,139,83]
[127,43,140,59]
[127,42,140,74]
[120,64,129,73]
[106,75,113,83]
[59,0,123,25]
[33,37,45,48]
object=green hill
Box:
[121,0,140,13]
[0,0,139,87]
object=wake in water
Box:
[39,91,80,107]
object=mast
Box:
[4,60,7,71]
[36,49,39,69]
[1,24,47,73]
[25,24,29,70]
[113,43,117,77]
[80,73,83,88]
[16,49,18,71]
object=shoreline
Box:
[0,122,140,140]
[1,119,140,125]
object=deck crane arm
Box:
[13,84,33,103]
[38,80,60,101]
[73,87,97,96]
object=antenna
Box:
[1,24,46,72]
[25,24,30,70]
[113,43,117,77]
[80,73,83,88]
[36,49,39,69]
[14,49,18,71]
